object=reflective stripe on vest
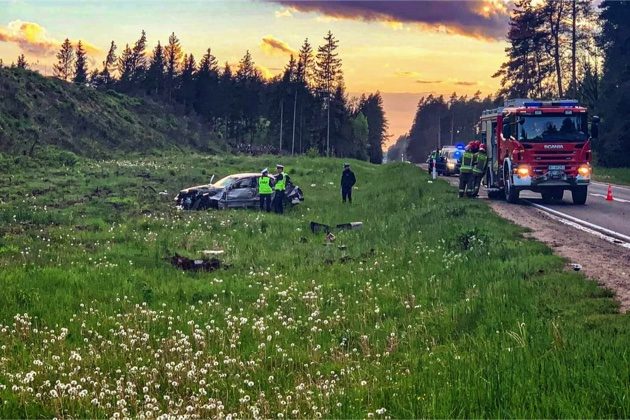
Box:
[258,176,273,194]
[274,175,286,191]
[460,151,474,173]
[473,153,488,174]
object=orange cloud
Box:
[275,7,294,18]
[0,20,100,56]
[261,35,296,56]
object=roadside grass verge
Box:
[0,154,628,418]
[594,166,630,186]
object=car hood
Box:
[179,184,224,195]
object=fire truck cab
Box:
[480,99,599,205]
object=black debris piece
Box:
[170,254,222,272]
[310,221,331,234]
[336,222,363,231]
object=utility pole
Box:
[326,95,331,157]
[437,113,441,149]
[571,0,577,97]
[450,113,454,144]
[291,90,297,156]
[279,100,284,152]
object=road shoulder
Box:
[489,200,630,312]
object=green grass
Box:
[0,153,628,418]
[594,166,630,186]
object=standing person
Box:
[458,143,475,198]
[340,163,356,203]
[272,164,288,214]
[472,144,489,197]
[467,141,480,197]
[258,168,273,212]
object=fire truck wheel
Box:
[551,189,564,201]
[504,171,520,203]
[571,186,588,205]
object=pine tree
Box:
[117,44,134,89]
[359,92,388,164]
[315,31,342,98]
[53,38,75,81]
[130,30,147,84]
[296,38,313,85]
[73,41,88,84]
[194,48,220,120]
[179,53,197,110]
[16,54,28,69]
[236,50,260,81]
[494,0,552,98]
[315,31,343,156]
[218,62,235,139]
[164,32,183,100]
[235,51,262,141]
[99,41,118,87]
[595,1,630,166]
[145,41,165,95]
[117,31,147,91]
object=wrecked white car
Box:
[175,173,304,210]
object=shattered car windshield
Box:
[213,175,239,188]
[519,114,587,142]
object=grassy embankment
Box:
[0,67,223,158]
[0,153,628,418]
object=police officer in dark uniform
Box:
[340,163,356,203]
[272,164,288,214]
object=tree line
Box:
[402,0,630,168]
[1,31,387,163]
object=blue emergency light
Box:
[455,143,465,150]
[454,150,462,159]
[524,101,543,107]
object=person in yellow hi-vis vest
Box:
[272,164,289,214]
[472,144,489,197]
[258,168,273,212]
[459,143,475,198]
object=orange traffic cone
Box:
[606,184,614,201]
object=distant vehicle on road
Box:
[426,145,463,176]
[176,173,304,210]
[479,99,599,205]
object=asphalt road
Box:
[420,164,630,239]
[520,181,630,238]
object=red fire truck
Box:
[479,99,599,204]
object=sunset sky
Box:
[0,0,511,146]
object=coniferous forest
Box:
[2,30,387,163]
[405,0,630,168]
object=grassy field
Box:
[594,166,630,186]
[0,152,628,418]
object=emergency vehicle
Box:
[479,99,599,204]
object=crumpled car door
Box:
[226,178,257,208]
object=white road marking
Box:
[590,193,630,203]
[524,200,630,246]
[538,210,630,250]
[592,181,630,192]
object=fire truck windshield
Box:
[518,114,587,142]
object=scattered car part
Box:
[170,254,222,271]
[310,221,331,234]
[336,222,363,231]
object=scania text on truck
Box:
[479,99,600,205]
